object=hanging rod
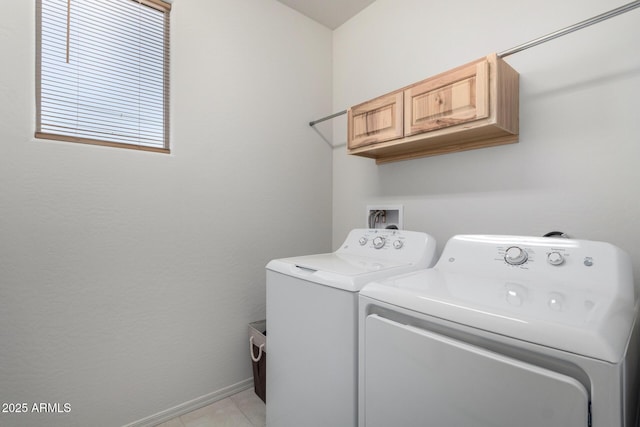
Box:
[308,0,640,127]
[308,109,347,127]
[498,0,640,58]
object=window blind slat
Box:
[37,0,170,150]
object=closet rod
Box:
[498,0,640,58]
[308,110,347,127]
[308,0,640,127]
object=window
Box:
[36,0,171,153]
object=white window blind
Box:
[36,0,171,152]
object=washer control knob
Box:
[359,237,368,246]
[393,240,403,249]
[505,246,528,265]
[373,236,386,249]
[547,251,565,266]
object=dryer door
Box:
[363,315,589,427]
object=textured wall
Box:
[0,1,332,425]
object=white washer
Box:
[266,228,437,427]
[359,235,639,427]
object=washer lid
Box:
[361,268,636,363]
[287,253,406,276]
[267,253,412,292]
[266,228,438,292]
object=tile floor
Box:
[156,388,265,427]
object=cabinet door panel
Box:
[348,92,403,149]
[405,60,489,136]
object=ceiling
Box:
[276,0,376,29]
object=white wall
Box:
[0,1,332,426]
[332,0,640,285]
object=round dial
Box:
[358,237,368,246]
[393,240,403,249]
[504,246,528,265]
[372,236,386,249]
[547,251,564,266]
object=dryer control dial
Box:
[393,240,404,249]
[373,236,386,249]
[358,237,368,246]
[547,251,565,266]
[505,246,528,265]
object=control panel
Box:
[436,234,634,323]
[352,229,412,251]
[357,231,404,251]
[495,242,595,269]
[339,228,437,267]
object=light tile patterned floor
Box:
[156,388,265,427]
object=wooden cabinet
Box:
[404,60,489,136]
[347,91,403,149]
[347,54,519,164]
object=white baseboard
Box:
[122,378,254,427]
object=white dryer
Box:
[359,234,639,427]
[266,228,437,427]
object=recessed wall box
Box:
[366,205,403,230]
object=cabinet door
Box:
[348,91,403,149]
[404,59,489,136]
